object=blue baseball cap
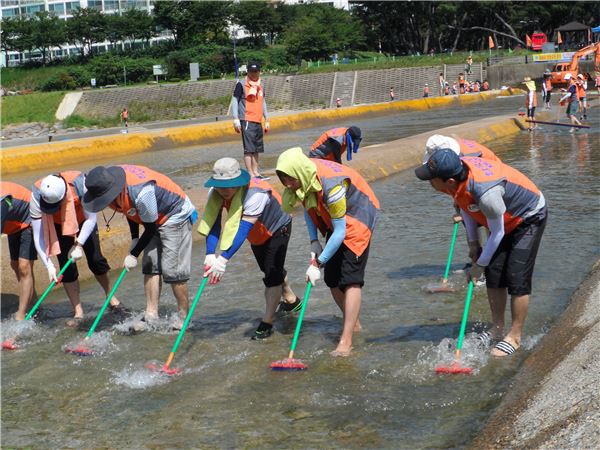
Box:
[415,148,463,180]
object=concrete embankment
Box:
[1,106,539,295]
[470,260,600,449]
[0,90,514,176]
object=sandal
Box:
[476,331,500,348]
[492,339,518,357]
[277,297,303,313]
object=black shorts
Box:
[527,107,536,118]
[485,208,547,296]
[545,91,551,102]
[55,223,110,283]
[8,227,37,261]
[241,120,264,154]
[251,221,291,288]
[324,241,370,291]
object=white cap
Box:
[423,135,460,163]
[39,175,66,205]
[564,73,572,80]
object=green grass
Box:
[1,91,65,125]
[62,114,121,129]
[1,65,81,91]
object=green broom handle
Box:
[25,258,74,320]
[85,268,128,338]
[169,276,209,356]
[289,283,312,353]
[456,280,474,352]
[443,222,459,282]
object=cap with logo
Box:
[39,175,67,214]
[205,158,250,188]
[415,148,463,181]
[248,61,261,72]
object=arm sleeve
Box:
[205,212,222,255]
[231,82,242,118]
[263,97,269,120]
[128,218,140,239]
[130,222,158,257]
[31,219,52,268]
[477,216,504,266]
[475,186,507,266]
[460,209,480,242]
[304,208,319,242]
[317,217,346,264]
[76,210,97,245]
[221,220,254,260]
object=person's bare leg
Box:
[491,294,528,356]
[171,282,189,318]
[144,274,161,319]
[331,286,362,332]
[263,285,283,324]
[63,281,84,323]
[94,273,121,307]
[243,154,256,177]
[486,287,507,339]
[252,154,260,176]
[332,285,362,356]
[13,259,35,321]
[281,275,297,303]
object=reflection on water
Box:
[2,105,599,448]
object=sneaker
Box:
[277,297,303,313]
[251,321,273,340]
[256,174,271,180]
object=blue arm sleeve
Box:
[221,220,254,260]
[345,132,360,161]
[205,212,222,255]
[318,217,346,264]
[304,209,318,242]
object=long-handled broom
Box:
[425,222,459,293]
[65,268,128,356]
[270,282,312,371]
[435,280,474,375]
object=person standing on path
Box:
[120,107,129,132]
[276,148,380,357]
[576,74,588,121]
[522,77,538,131]
[1,182,37,321]
[83,165,196,331]
[30,172,127,327]
[389,87,395,101]
[416,149,547,357]
[438,73,445,96]
[200,158,301,340]
[559,73,582,132]
[542,70,552,109]
[465,55,473,75]
[423,83,430,98]
[230,62,270,179]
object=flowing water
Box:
[2,101,599,448]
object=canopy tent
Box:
[556,21,590,32]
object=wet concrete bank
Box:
[0,109,548,294]
[470,260,600,449]
[1,89,513,175]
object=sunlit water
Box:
[2,103,599,448]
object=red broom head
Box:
[435,363,473,375]
[145,362,181,376]
[518,112,526,116]
[425,284,455,294]
[270,358,307,371]
[65,346,93,357]
[2,339,17,350]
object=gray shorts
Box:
[241,120,264,154]
[142,219,192,283]
[8,227,37,261]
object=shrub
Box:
[165,50,192,79]
[40,72,76,91]
[67,67,92,87]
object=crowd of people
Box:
[2,61,552,359]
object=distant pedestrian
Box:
[451,83,457,95]
[576,74,588,120]
[423,83,429,98]
[522,77,537,131]
[120,107,129,133]
[482,80,490,91]
[438,73,445,96]
[389,87,395,101]
[458,73,465,94]
[336,97,342,108]
[465,55,473,75]
[444,82,450,96]
[559,73,582,132]
[542,70,552,109]
[231,61,270,179]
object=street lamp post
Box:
[233,28,239,79]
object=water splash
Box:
[522,333,545,350]
[111,363,171,389]
[1,318,51,349]
[112,312,183,335]
[63,331,117,357]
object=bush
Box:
[88,54,123,86]
[123,57,155,84]
[165,50,192,79]
[67,67,92,87]
[40,72,77,91]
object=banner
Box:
[531,52,576,62]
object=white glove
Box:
[203,255,228,284]
[233,118,241,133]
[68,244,84,261]
[124,254,138,271]
[466,263,485,282]
[264,121,270,133]
[47,263,59,283]
[468,241,482,263]
[204,254,217,271]
[306,262,321,286]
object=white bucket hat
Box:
[204,158,250,188]
[423,135,460,163]
[39,175,66,213]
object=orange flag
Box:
[488,36,495,49]
[557,31,563,44]
[526,34,532,48]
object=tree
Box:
[66,8,106,57]
[284,14,334,65]
[31,11,66,64]
[231,1,281,46]
[1,17,35,65]
[121,9,155,48]
[104,13,126,50]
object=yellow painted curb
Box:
[1,90,508,175]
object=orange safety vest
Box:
[243,77,264,123]
[116,165,187,225]
[309,127,349,162]
[454,157,542,234]
[305,159,379,257]
[33,171,86,225]
[576,83,586,99]
[245,178,291,246]
[544,78,552,91]
[1,181,32,235]
[457,138,501,162]
[525,91,538,108]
